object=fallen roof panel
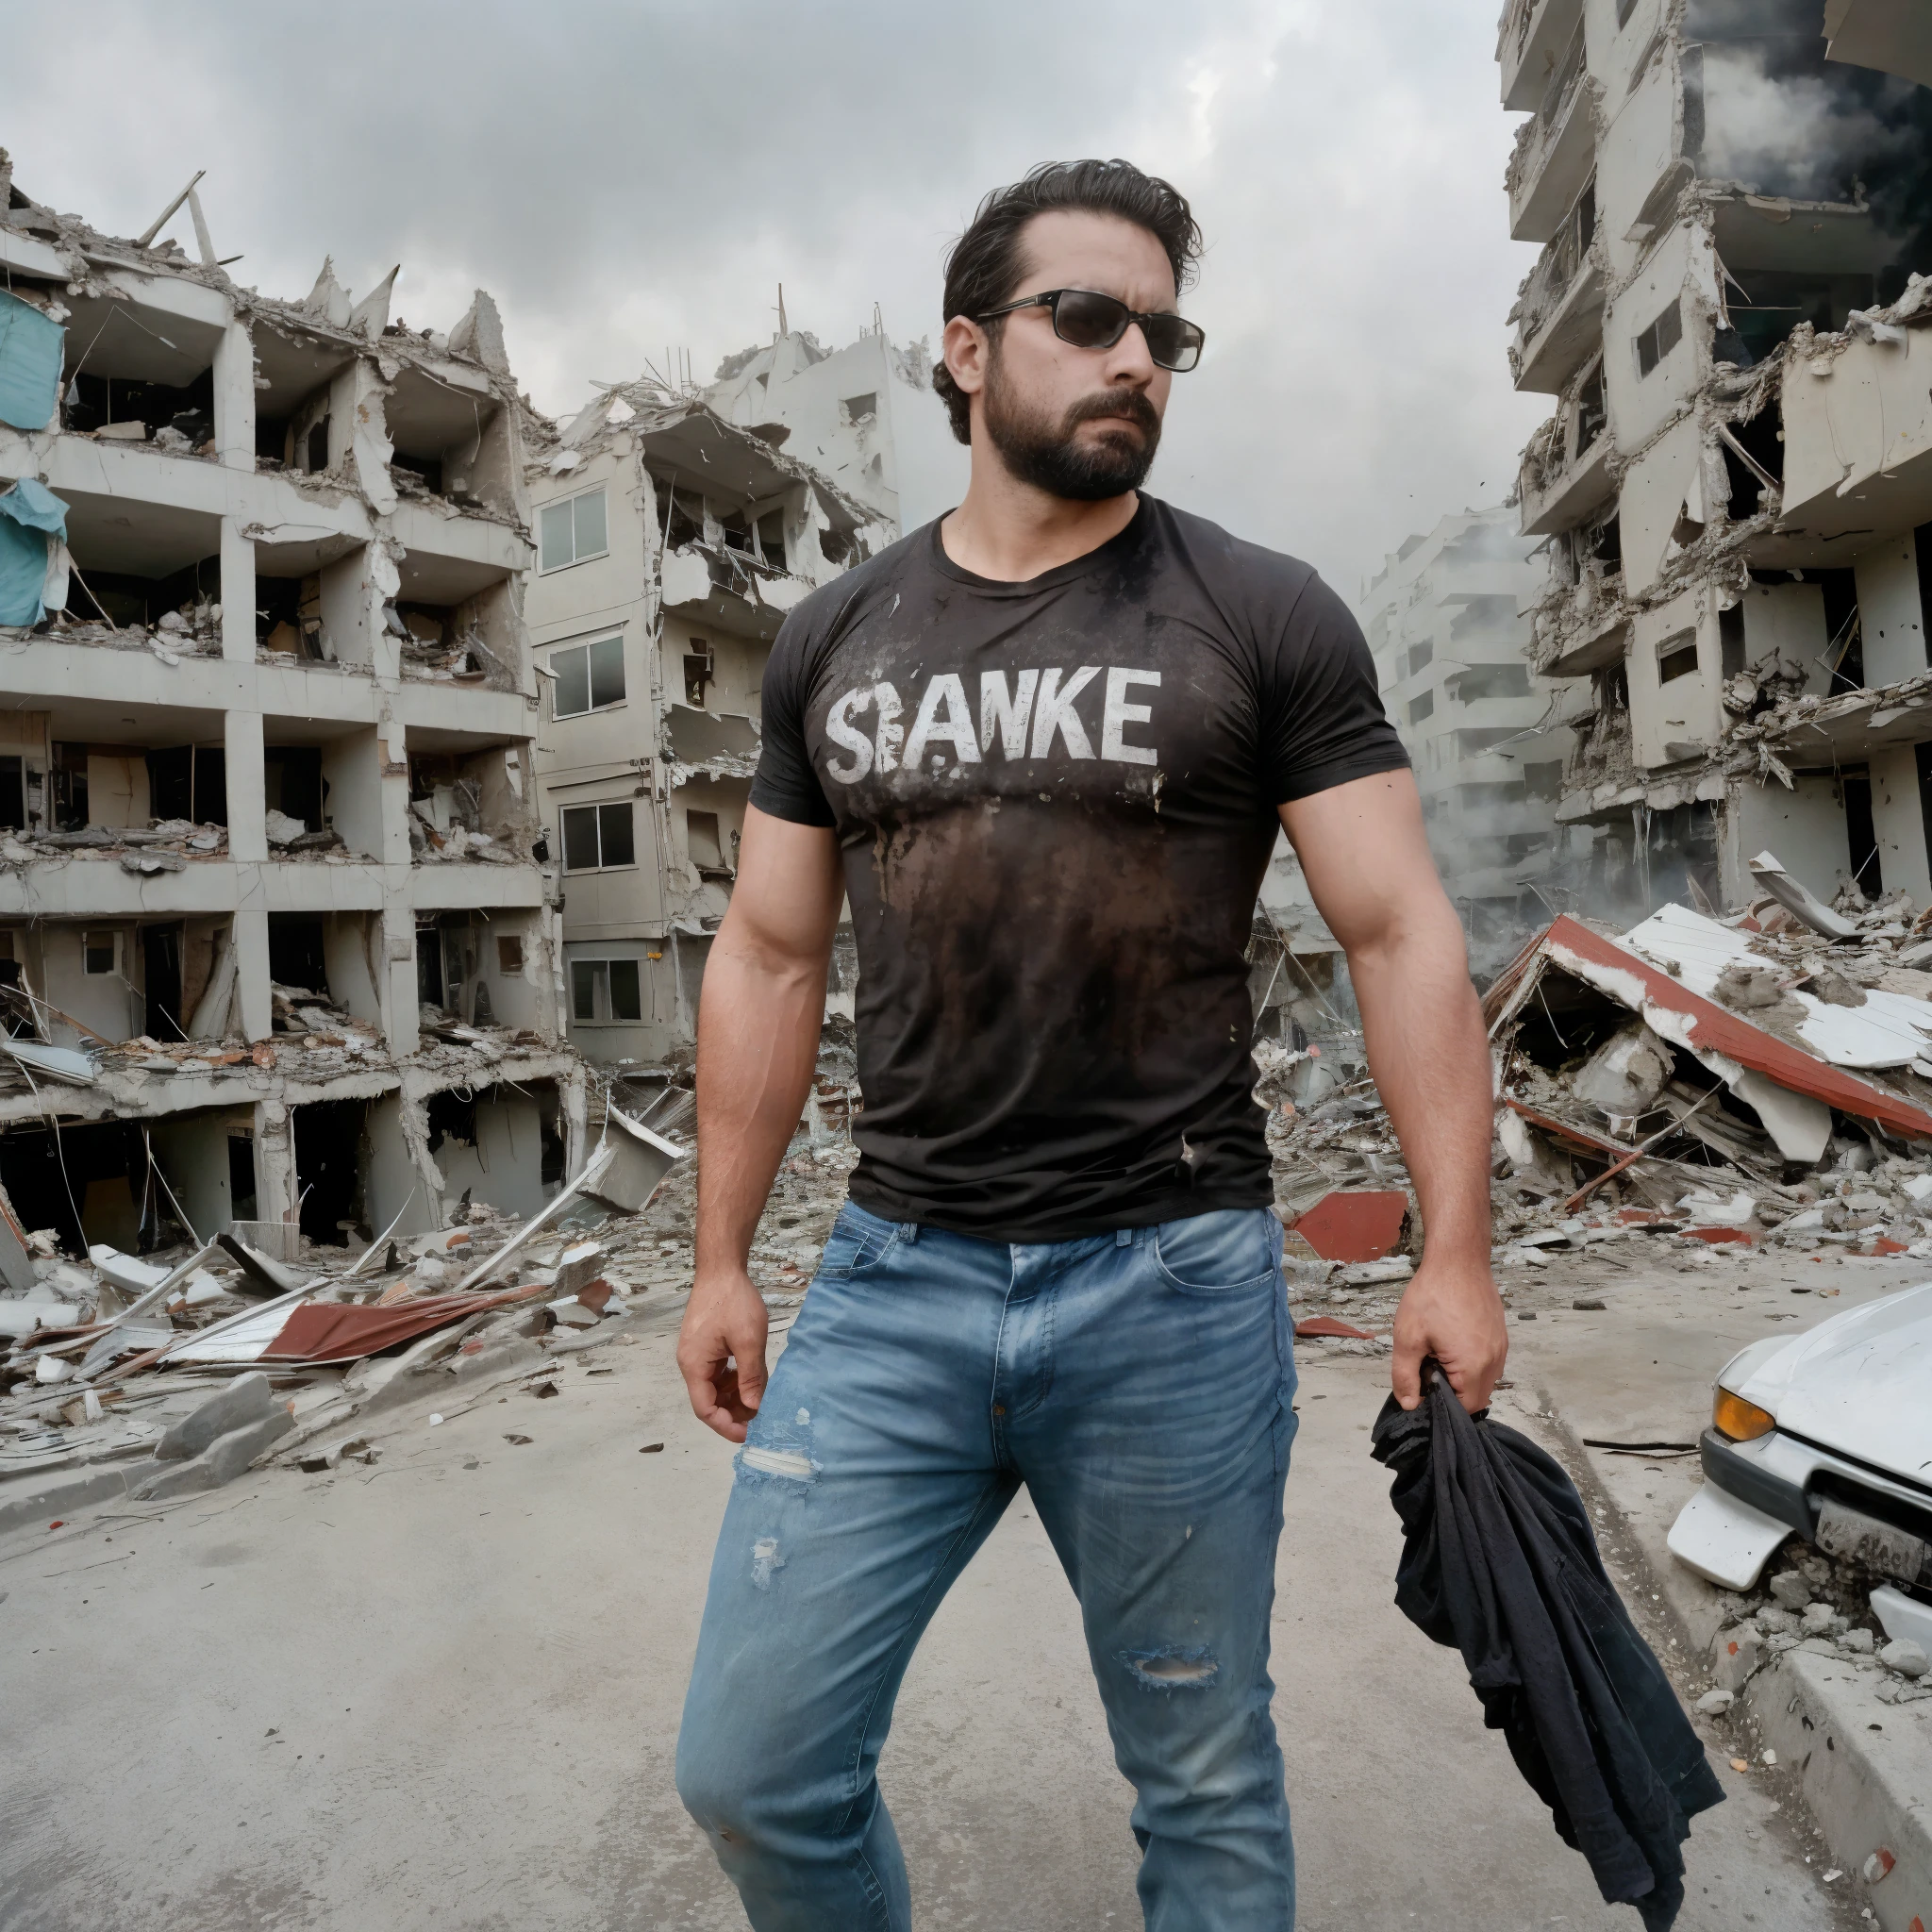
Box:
[1500,914,1932,1141]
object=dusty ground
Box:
[0,1255,1861,1932]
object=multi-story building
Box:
[703,322,968,531]
[0,153,581,1267]
[1498,0,1932,911]
[522,376,893,1068]
[1356,508,1580,960]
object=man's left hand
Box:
[1391,1255,1507,1415]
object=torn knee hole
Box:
[1121,1647,1219,1689]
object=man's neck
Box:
[939,458,1139,585]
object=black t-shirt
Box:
[749,495,1408,1241]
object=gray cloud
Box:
[2,0,1547,590]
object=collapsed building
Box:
[0,154,585,1264]
[522,370,897,1066]
[1498,0,1932,914]
[1356,507,1582,963]
[702,318,968,531]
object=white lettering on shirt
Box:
[824,687,875,782]
[872,681,904,774]
[978,670,1040,759]
[902,673,981,769]
[821,665,1158,783]
[1029,666,1101,759]
[1101,668,1161,766]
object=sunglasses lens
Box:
[1143,316,1205,372]
[1052,290,1129,349]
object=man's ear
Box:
[942,313,990,401]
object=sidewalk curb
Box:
[1533,1381,1932,1932]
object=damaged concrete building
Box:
[702,319,968,531]
[1356,507,1581,961]
[0,154,585,1264]
[522,374,893,1066]
[1499,0,1932,912]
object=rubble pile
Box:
[1257,854,1932,1339]
[0,1104,696,1526]
[1703,1551,1932,1716]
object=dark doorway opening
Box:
[267,915,328,997]
[1844,772,1881,897]
[143,924,185,1041]
[228,1133,258,1222]
[292,1098,366,1245]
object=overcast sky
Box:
[3,0,1548,598]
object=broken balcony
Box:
[51,279,229,461]
[1498,0,1585,111]
[407,743,536,866]
[664,702,759,782]
[1509,177,1603,393]
[385,358,515,519]
[29,480,225,652]
[1778,301,1932,550]
[384,566,520,687]
[1506,18,1591,243]
[1519,359,1613,536]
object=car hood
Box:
[1735,1282,1932,1491]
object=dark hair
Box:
[931,159,1203,442]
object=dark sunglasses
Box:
[974,288,1206,373]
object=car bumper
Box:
[1669,1426,1932,1591]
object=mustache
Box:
[1062,387,1160,438]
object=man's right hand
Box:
[677,1269,772,1442]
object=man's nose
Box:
[1102,321,1158,388]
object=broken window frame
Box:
[558,800,636,872]
[548,632,626,720]
[538,488,609,574]
[1657,628,1701,685]
[1635,299,1683,378]
[570,957,642,1024]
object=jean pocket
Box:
[812,1204,904,1279]
[1152,1207,1281,1295]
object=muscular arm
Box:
[676,804,845,1441]
[1279,771,1506,1413]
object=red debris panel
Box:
[1533,916,1932,1141]
[1291,1190,1409,1263]
[260,1284,547,1365]
[1681,1226,1753,1246]
[1294,1316,1377,1341]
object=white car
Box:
[1667,1284,1932,1646]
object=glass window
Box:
[83,933,116,975]
[574,490,608,560]
[539,490,608,572]
[1408,691,1435,724]
[549,634,624,719]
[561,805,602,871]
[540,500,575,572]
[608,959,641,1021]
[572,959,602,1021]
[588,635,625,708]
[597,801,635,867]
[552,645,591,719]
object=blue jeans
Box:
[675,1202,1299,1930]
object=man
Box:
[675,158,1506,1929]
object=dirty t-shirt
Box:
[749,496,1408,1241]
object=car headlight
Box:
[1713,1386,1775,1442]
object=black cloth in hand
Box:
[1369,1374,1724,1930]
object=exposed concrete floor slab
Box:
[0,1296,1855,1930]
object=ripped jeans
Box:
[675,1203,1299,1931]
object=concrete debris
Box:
[0,148,602,1433]
[0,1095,686,1524]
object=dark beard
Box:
[982,357,1161,502]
